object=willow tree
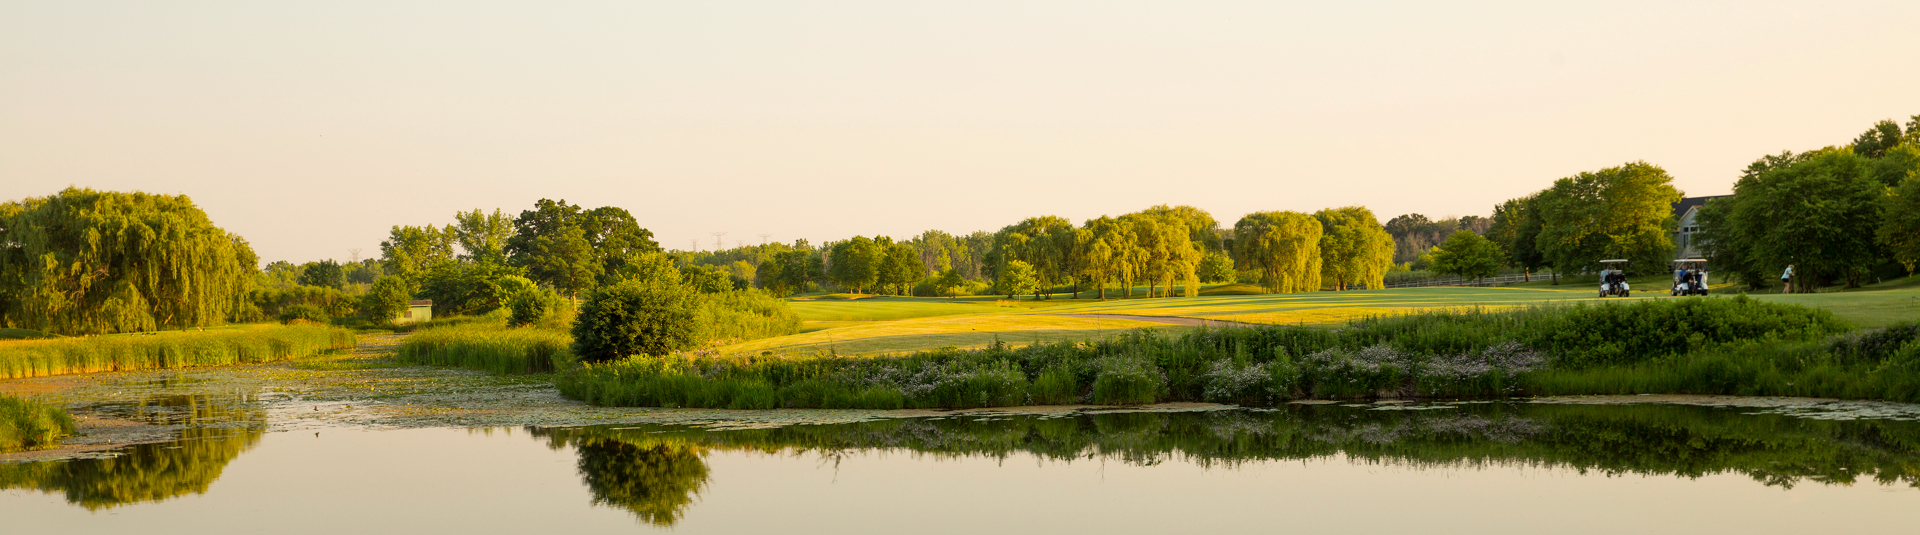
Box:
[1233,211,1322,293]
[1315,206,1395,290]
[0,188,258,334]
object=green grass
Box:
[785,296,999,322]
[396,318,574,374]
[0,324,358,379]
[0,395,76,453]
[560,297,1887,409]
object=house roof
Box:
[1671,195,1731,221]
[408,300,433,306]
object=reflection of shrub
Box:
[572,281,699,362]
[0,395,74,452]
[277,303,330,324]
[574,440,710,527]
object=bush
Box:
[693,289,801,344]
[0,395,75,452]
[572,280,698,363]
[360,277,412,325]
[509,287,574,328]
[277,303,330,324]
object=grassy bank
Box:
[397,318,575,374]
[556,296,1901,409]
[0,324,357,379]
[0,395,75,452]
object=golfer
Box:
[1781,265,1794,294]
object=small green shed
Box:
[395,299,434,325]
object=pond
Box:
[5,397,1920,534]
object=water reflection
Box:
[543,402,1920,525]
[0,395,266,510]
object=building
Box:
[395,299,433,325]
[1671,195,1731,259]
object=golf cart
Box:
[1598,259,1630,298]
[1670,259,1709,296]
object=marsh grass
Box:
[396,319,574,374]
[558,296,1911,409]
[0,395,76,452]
[0,324,356,379]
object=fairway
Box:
[752,279,1920,357]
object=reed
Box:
[0,395,76,452]
[396,319,574,374]
[557,296,1908,409]
[0,324,357,379]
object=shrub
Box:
[572,280,698,363]
[360,277,412,325]
[0,395,76,452]
[509,287,575,328]
[278,303,330,324]
[694,289,801,344]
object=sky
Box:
[4,1,1918,264]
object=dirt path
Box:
[1040,313,1264,328]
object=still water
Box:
[5,399,1920,534]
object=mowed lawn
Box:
[734,278,1920,357]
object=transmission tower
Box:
[711,232,727,251]
[688,239,700,252]
[757,234,773,246]
[347,248,361,263]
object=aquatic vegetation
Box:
[0,324,357,379]
[561,297,1877,408]
[396,318,574,374]
[0,395,74,452]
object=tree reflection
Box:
[0,395,265,510]
[535,429,711,526]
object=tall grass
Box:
[396,318,574,374]
[556,296,1896,409]
[0,324,357,379]
[0,395,75,452]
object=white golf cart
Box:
[1598,259,1630,298]
[1670,259,1709,296]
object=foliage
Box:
[504,199,661,298]
[1430,230,1504,280]
[1315,206,1395,290]
[247,284,356,322]
[360,277,412,325]
[555,297,1860,409]
[379,224,457,282]
[0,395,75,453]
[930,268,966,297]
[1884,174,1920,273]
[1233,211,1322,293]
[296,260,344,289]
[828,236,882,294]
[277,303,330,324]
[996,260,1040,299]
[415,262,536,316]
[0,324,356,379]
[1198,251,1236,283]
[1532,161,1681,277]
[398,318,574,373]
[0,188,259,335]
[508,286,574,328]
[1704,148,1887,290]
[571,280,699,362]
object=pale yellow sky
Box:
[4,1,1918,263]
